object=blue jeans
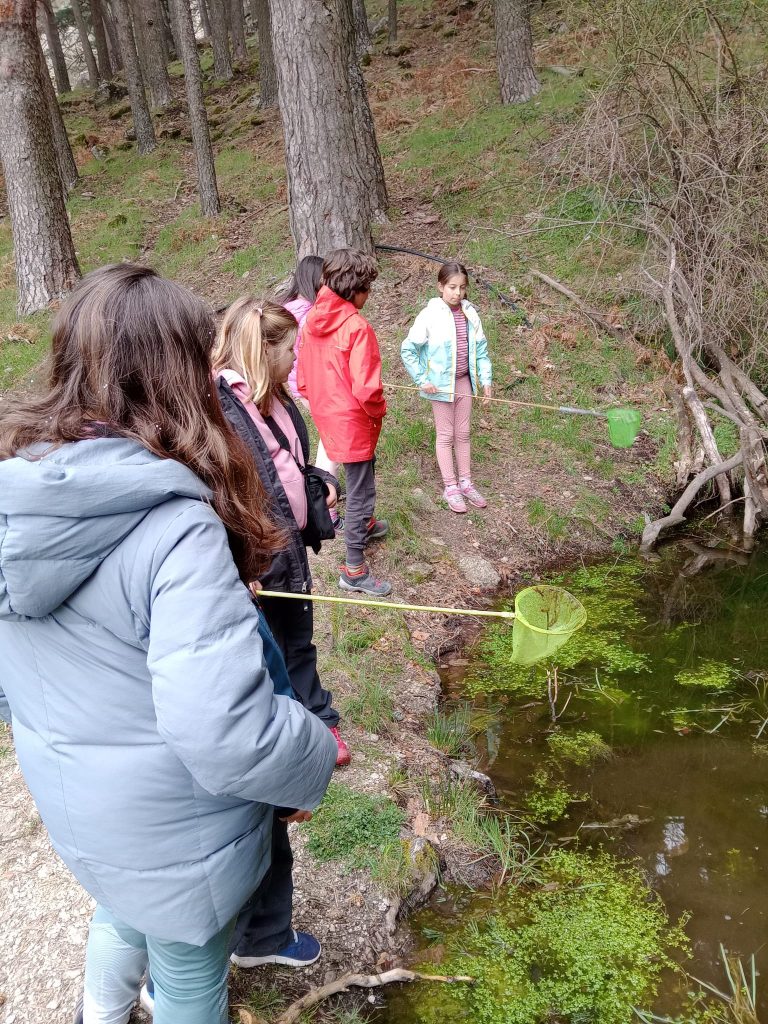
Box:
[83,906,235,1024]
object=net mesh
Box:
[606,408,642,448]
[512,586,587,666]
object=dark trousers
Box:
[229,813,294,957]
[344,458,377,566]
[261,595,339,727]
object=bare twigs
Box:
[567,2,768,546]
[260,969,474,1024]
[530,269,628,342]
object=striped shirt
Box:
[452,306,469,378]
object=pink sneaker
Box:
[459,479,487,508]
[443,484,467,513]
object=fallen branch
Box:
[270,969,475,1024]
[530,269,627,343]
[640,452,743,552]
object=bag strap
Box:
[264,414,306,473]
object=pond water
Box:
[382,539,768,1023]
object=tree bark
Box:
[493,0,540,104]
[102,1,124,71]
[255,0,276,107]
[0,0,81,315]
[131,0,172,107]
[158,0,176,61]
[352,0,371,57]
[70,0,101,86]
[270,0,377,255]
[37,0,71,93]
[169,0,220,216]
[388,0,397,45]
[247,0,257,32]
[197,0,212,39]
[227,0,247,61]
[346,39,388,218]
[207,0,233,79]
[111,0,157,152]
[90,0,113,79]
[37,34,78,193]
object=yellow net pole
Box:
[258,590,515,621]
[384,381,605,418]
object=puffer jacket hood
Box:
[0,438,209,619]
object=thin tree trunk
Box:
[37,35,78,193]
[493,0,540,104]
[388,0,397,45]
[169,0,220,215]
[247,0,257,33]
[0,0,81,315]
[110,0,157,152]
[70,0,101,86]
[227,0,247,61]
[351,0,371,57]
[102,2,123,71]
[255,0,276,108]
[131,0,172,107]
[37,0,71,93]
[158,0,176,60]
[90,0,114,79]
[198,0,212,39]
[270,0,376,255]
[208,0,233,79]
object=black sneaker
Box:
[332,513,345,535]
[339,566,392,596]
[365,517,389,541]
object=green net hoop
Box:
[512,586,587,666]
[606,408,642,448]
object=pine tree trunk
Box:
[90,0,114,79]
[388,0,397,45]
[131,0,172,107]
[208,0,233,79]
[352,0,371,58]
[346,13,388,219]
[170,0,219,215]
[70,0,101,86]
[270,0,376,255]
[102,2,124,71]
[493,0,540,104]
[37,0,71,93]
[255,0,276,108]
[37,34,78,193]
[158,0,176,61]
[247,0,257,33]
[0,0,81,315]
[197,0,212,39]
[227,0,246,61]
[110,0,157,152]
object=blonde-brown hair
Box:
[0,264,283,583]
[212,298,298,415]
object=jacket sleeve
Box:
[474,311,493,387]
[144,504,337,807]
[349,323,387,420]
[400,309,430,387]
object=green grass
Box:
[304,783,406,871]
[340,672,395,733]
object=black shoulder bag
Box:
[264,414,336,553]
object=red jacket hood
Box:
[305,286,358,337]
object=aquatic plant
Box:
[524,768,580,823]
[412,849,687,1024]
[425,701,496,757]
[547,729,613,766]
[674,660,741,692]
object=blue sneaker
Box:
[230,929,321,968]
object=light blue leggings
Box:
[83,905,235,1024]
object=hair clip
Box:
[256,306,263,316]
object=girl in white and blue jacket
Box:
[401,262,493,513]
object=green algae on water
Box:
[547,729,613,766]
[408,850,688,1024]
[674,659,741,691]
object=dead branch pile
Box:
[569,0,768,547]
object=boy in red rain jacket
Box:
[298,249,391,596]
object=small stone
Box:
[457,554,501,590]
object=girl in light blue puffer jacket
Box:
[0,265,336,1024]
[401,262,493,513]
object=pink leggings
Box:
[431,375,473,487]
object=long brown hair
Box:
[211,297,298,415]
[0,264,282,582]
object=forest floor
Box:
[0,2,687,1022]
